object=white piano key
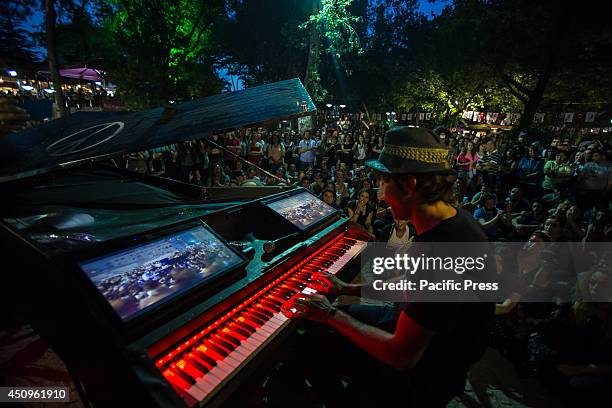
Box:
[185,384,208,401]
[175,238,367,404]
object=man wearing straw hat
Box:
[282,126,494,406]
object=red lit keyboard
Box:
[154,235,366,406]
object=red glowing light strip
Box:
[155,232,348,368]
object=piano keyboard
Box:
[154,234,366,406]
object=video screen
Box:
[266,191,336,230]
[79,225,243,321]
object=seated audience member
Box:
[310,172,326,195]
[300,176,312,189]
[334,170,350,208]
[320,188,338,209]
[513,198,549,238]
[528,282,612,407]
[470,183,494,208]
[516,145,544,196]
[584,209,612,242]
[542,150,572,193]
[230,170,246,186]
[577,149,611,210]
[506,186,531,216]
[565,205,587,242]
[473,193,510,241]
[543,216,567,242]
[209,164,229,187]
[378,219,415,254]
[346,189,375,236]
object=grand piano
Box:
[0,79,371,407]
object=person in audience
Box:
[473,193,511,241]
[346,189,375,236]
[542,150,572,193]
[267,132,285,172]
[320,188,338,209]
[506,186,531,216]
[577,149,611,211]
[298,130,317,170]
[513,198,549,238]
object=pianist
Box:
[282,126,494,406]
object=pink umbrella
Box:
[38,67,105,82]
[58,67,105,82]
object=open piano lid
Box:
[0,78,315,183]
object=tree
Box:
[0,0,38,60]
[215,0,312,87]
[434,0,612,133]
[53,1,115,65]
[101,0,227,109]
[300,0,364,101]
[45,0,68,117]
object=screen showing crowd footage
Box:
[79,226,243,320]
[266,191,336,230]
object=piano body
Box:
[0,79,372,407]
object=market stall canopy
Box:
[38,67,105,82]
[0,78,315,183]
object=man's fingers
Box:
[310,294,325,301]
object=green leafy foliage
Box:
[100,0,226,109]
[300,0,363,60]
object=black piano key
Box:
[192,348,217,367]
[193,344,223,367]
[270,286,292,295]
[217,328,242,343]
[259,300,281,312]
[254,301,278,313]
[272,287,294,297]
[229,325,251,338]
[212,335,238,350]
[233,320,256,333]
[241,312,266,325]
[248,307,273,319]
[170,365,196,385]
[224,322,251,341]
[204,340,229,357]
[251,306,274,322]
[263,297,283,307]
[185,354,210,373]
[269,291,291,301]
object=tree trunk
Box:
[45,0,67,117]
[516,7,563,136]
[304,0,320,95]
[516,58,554,135]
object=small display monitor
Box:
[265,191,337,230]
[79,225,243,321]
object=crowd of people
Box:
[121,114,612,404]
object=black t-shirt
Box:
[506,197,531,214]
[400,209,494,392]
